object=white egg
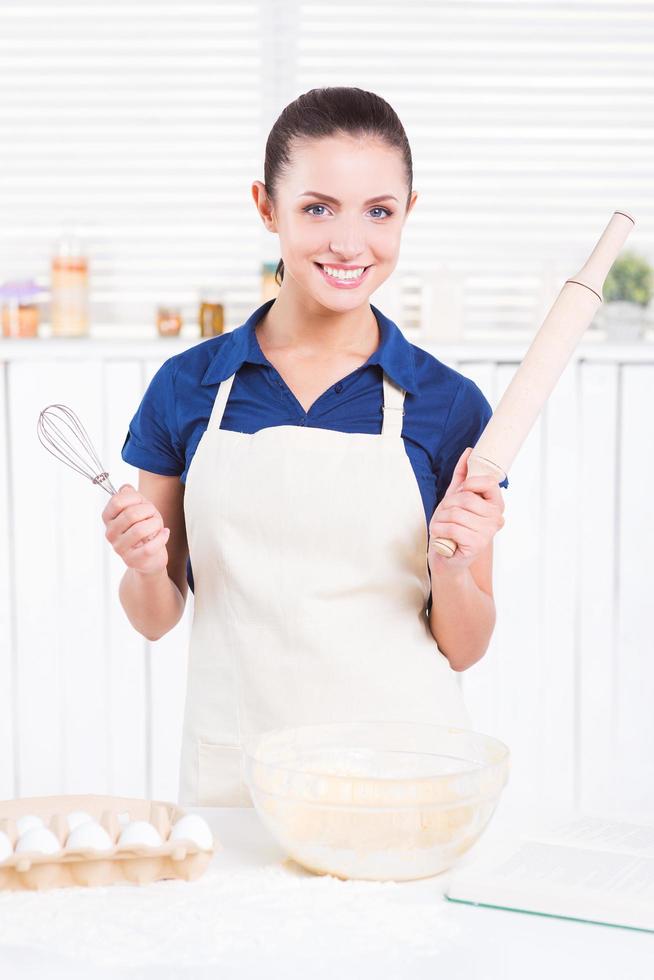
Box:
[66,810,94,832]
[16,814,44,836]
[15,826,62,855]
[169,814,214,850]
[117,820,163,849]
[0,830,13,863]
[66,819,114,853]
[116,810,131,826]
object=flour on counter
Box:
[0,861,462,969]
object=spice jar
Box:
[156,305,183,336]
[1,280,40,338]
[50,233,90,337]
[198,288,224,338]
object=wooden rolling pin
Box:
[432,209,636,558]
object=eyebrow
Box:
[297,191,399,205]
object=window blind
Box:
[293,0,653,334]
[0,0,651,337]
[0,1,266,333]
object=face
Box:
[252,134,418,310]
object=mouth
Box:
[314,262,373,288]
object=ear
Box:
[405,190,419,219]
[252,181,277,231]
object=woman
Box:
[103,87,509,807]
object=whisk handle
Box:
[92,472,117,495]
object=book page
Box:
[485,840,654,899]
[525,815,654,858]
[446,822,654,932]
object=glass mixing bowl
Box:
[243,720,510,882]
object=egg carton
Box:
[0,794,217,892]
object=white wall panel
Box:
[614,364,654,819]
[578,362,620,815]
[103,360,150,798]
[0,363,15,799]
[141,359,193,804]
[8,360,109,795]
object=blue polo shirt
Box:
[122,298,509,601]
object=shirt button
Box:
[334,382,343,393]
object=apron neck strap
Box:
[208,370,406,437]
[209,372,235,429]
[381,373,406,438]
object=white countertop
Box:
[0,804,650,980]
[1,333,654,364]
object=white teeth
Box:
[321,265,366,280]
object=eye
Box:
[302,204,394,219]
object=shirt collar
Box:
[200,298,419,394]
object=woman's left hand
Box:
[428,447,506,575]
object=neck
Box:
[256,286,379,358]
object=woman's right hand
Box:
[102,483,171,576]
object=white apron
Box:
[179,369,472,806]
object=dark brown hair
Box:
[263,87,413,286]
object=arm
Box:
[428,540,496,671]
[118,470,190,641]
[427,446,505,671]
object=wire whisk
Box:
[37,403,117,496]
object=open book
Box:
[444,813,654,932]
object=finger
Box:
[112,501,157,537]
[445,447,474,495]
[453,447,473,476]
[433,504,505,541]
[429,522,477,551]
[128,526,169,555]
[124,515,163,550]
[447,490,499,517]
[433,506,488,535]
[461,475,503,498]
[104,485,143,521]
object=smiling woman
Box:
[118,86,508,808]
[258,86,414,292]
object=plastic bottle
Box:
[50,231,90,337]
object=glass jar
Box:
[156,305,183,336]
[1,280,40,338]
[198,287,224,338]
[50,233,90,337]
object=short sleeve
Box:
[434,377,509,506]
[121,357,184,476]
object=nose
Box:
[328,215,368,260]
[328,240,366,261]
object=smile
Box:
[314,263,372,288]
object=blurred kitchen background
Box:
[0,1,652,823]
